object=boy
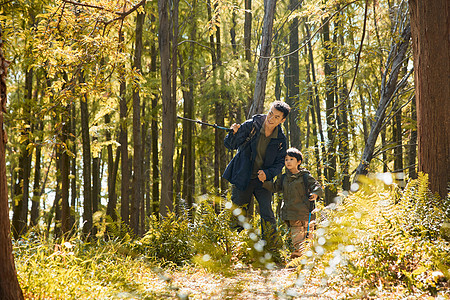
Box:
[263,147,323,258]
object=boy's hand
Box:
[230,123,240,134]
[309,194,318,201]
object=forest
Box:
[0,0,448,299]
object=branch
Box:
[61,0,146,24]
[268,0,358,60]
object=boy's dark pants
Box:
[231,178,277,242]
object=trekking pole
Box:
[177,116,232,132]
[306,198,315,239]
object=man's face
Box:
[265,106,286,131]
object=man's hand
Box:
[257,170,267,182]
[230,123,241,134]
[309,194,318,201]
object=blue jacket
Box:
[223,114,287,191]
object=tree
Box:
[131,3,146,235]
[159,0,176,217]
[409,0,449,200]
[248,0,277,116]
[0,24,25,300]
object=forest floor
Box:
[129,264,437,300]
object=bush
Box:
[299,173,450,296]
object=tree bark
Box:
[131,3,145,235]
[323,19,337,202]
[409,0,449,199]
[12,67,33,238]
[248,0,277,117]
[105,113,118,222]
[407,96,417,179]
[60,107,71,236]
[159,0,176,217]
[119,28,130,225]
[286,0,301,149]
[149,20,160,217]
[80,74,93,239]
[30,121,42,227]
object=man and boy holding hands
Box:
[223,101,323,259]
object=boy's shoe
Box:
[290,250,303,259]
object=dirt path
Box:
[161,266,340,299]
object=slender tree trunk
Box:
[60,108,71,236]
[244,0,253,115]
[248,0,277,116]
[408,96,417,179]
[360,94,368,143]
[105,114,118,221]
[131,3,145,235]
[80,74,93,239]
[30,121,42,227]
[70,100,77,230]
[323,20,338,202]
[159,0,176,217]
[150,26,159,217]
[141,100,147,234]
[185,2,196,213]
[286,0,301,148]
[92,138,100,236]
[119,28,130,225]
[409,0,449,199]
[54,151,62,239]
[12,67,33,238]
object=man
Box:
[223,101,290,242]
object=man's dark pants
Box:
[231,178,277,242]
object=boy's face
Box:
[285,155,301,172]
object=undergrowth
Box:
[292,172,450,298]
[13,173,450,299]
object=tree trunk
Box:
[159,0,176,217]
[0,25,25,300]
[105,113,118,222]
[80,74,93,239]
[323,20,337,202]
[119,28,130,225]
[92,138,100,237]
[409,0,449,199]
[30,121,42,227]
[244,0,253,115]
[60,108,71,236]
[150,24,160,217]
[248,0,277,117]
[131,4,145,235]
[12,67,33,238]
[70,100,77,230]
[286,0,301,149]
[407,96,417,179]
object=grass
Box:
[13,173,450,299]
